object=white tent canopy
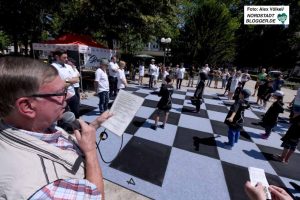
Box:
[32,43,116,67]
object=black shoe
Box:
[160,124,165,129]
[151,125,157,130]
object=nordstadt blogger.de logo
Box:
[244,6,289,25]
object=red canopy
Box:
[42,34,108,49]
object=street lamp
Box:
[160,37,171,66]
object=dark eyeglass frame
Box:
[28,88,68,98]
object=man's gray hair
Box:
[0,57,58,118]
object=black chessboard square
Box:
[173,127,219,160]
[132,92,149,98]
[172,98,184,105]
[173,90,186,95]
[149,111,180,126]
[257,144,300,180]
[181,106,208,118]
[205,104,228,113]
[124,116,147,135]
[110,137,171,186]
[142,99,158,108]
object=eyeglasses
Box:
[28,88,68,99]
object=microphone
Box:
[59,111,81,133]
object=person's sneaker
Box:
[224,142,233,150]
[261,133,269,139]
[151,125,157,130]
[160,124,165,129]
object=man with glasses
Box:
[0,57,110,199]
[51,50,80,118]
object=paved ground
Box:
[80,78,298,200]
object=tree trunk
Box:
[13,34,18,54]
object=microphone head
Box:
[59,111,80,133]
[61,111,76,124]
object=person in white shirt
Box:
[176,63,185,89]
[51,50,80,118]
[149,59,156,88]
[241,69,251,89]
[94,59,110,114]
[108,56,119,98]
[161,66,170,86]
[67,59,81,100]
[138,62,145,86]
[153,63,160,88]
[117,61,128,91]
[204,64,210,73]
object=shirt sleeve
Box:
[95,69,100,82]
[230,102,240,113]
[29,179,101,200]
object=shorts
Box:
[281,141,298,151]
[155,108,169,115]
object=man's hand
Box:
[244,181,266,200]
[89,111,113,130]
[269,185,293,200]
[74,120,96,155]
[227,117,234,122]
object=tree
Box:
[172,0,240,66]
[0,31,10,52]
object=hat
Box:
[241,89,251,101]
[272,90,284,97]
[100,58,109,65]
[151,59,155,62]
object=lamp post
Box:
[160,37,171,66]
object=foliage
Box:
[0,31,10,51]
[172,0,240,66]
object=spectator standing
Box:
[241,70,251,88]
[117,60,128,91]
[187,65,196,87]
[95,59,110,114]
[161,66,170,86]
[176,63,185,89]
[206,70,214,87]
[213,68,222,88]
[52,50,80,118]
[138,61,145,85]
[228,70,241,100]
[149,59,156,88]
[67,59,81,100]
[257,80,274,109]
[221,69,229,89]
[273,74,284,91]
[108,56,119,98]
[253,68,267,96]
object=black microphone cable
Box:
[96,129,124,164]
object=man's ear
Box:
[15,97,36,118]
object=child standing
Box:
[233,82,243,102]
[224,89,251,149]
[261,91,284,139]
[151,75,174,130]
[275,115,300,163]
[192,72,207,113]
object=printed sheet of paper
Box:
[101,90,144,136]
[248,167,272,200]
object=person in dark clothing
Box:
[223,73,233,95]
[206,70,214,87]
[257,80,274,109]
[261,91,285,139]
[224,89,251,149]
[191,72,207,113]
[151,75,174,130]
[275,114,300,163]
[273,74,284,91]
[233,82,243,102]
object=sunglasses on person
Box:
[28,88,68,99]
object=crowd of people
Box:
[0,55,298,200]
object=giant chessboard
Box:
[80,83,300,200]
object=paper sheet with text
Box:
[101,90,145,136]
